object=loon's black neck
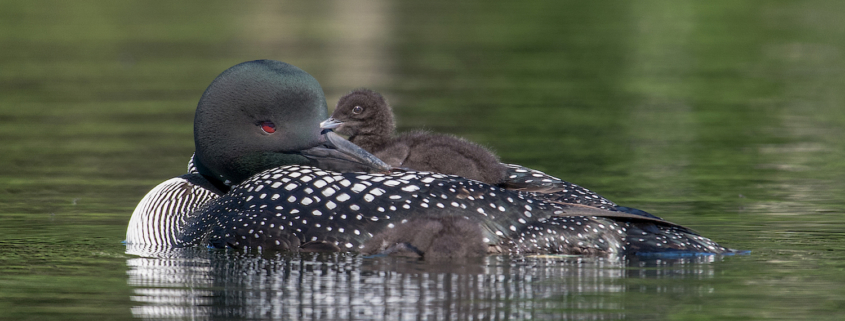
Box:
[193,156,232,194]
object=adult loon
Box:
[126,59,734,258]
[320,89,506,185]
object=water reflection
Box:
[126,246,720,320]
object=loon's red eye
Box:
[260,121,276,133]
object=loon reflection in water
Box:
[126,59,738,258]
[126,250,721,320]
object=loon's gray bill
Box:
[300,130,392,173]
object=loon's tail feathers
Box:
[624,222,744,256]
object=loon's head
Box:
[193,60,389,186]
[320,88,395,139]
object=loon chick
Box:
[321,89,507,185]
[362,216,488,259]
[127,59,736,257]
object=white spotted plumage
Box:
[134,162,730,256]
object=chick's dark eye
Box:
[260,121,276,133]
[352,106,363,114]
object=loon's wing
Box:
[500,164,665,220]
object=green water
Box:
[2,0,844,319]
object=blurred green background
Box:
[1,0,844,319]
